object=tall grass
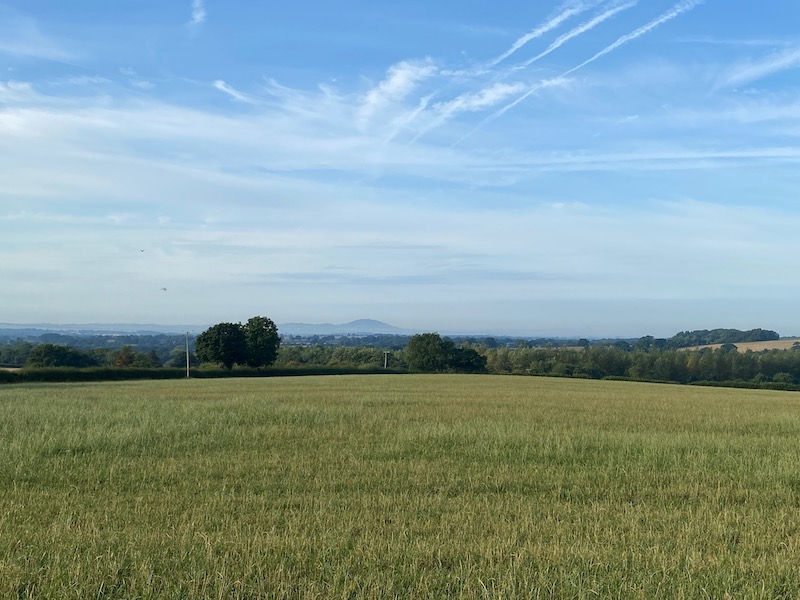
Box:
[1,375,800,598]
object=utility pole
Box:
[185,332,191,378]
[383,350,390,369]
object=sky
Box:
[2,0,800,338]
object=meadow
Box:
[2,375,800,598]
[682,338,800,352]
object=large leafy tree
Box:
[406,333,450,372]
[242,316,281,368]
[195,322,248,369]
[406,333,486,373]
[449,345,487,374]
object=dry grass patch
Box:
[682,338,800,352]
[2,375,800,598]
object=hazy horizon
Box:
[0,314,795,341]
[3,1,799,338]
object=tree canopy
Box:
[195,322,248,369]
[665,328,779,349]
[243,316,281,368]
[195,317,281,369]
[406,333,486,374]
[25,344,98,368]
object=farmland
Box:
[2,375,800,598]
[682,338,800,352]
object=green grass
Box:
[2,375,800,598]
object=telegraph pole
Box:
[185,332,190,378]
[383,350,390,369]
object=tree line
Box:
[480,343,800,387]
[2,325,778,367]
[1,317,280,371]
[11,342,191,369]
[4,320,800,390]
[666,328,779,348]
[276,338,800,387]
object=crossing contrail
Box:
[487,1,594,68]
[517,1,638,70]
[562,0,705,77]
[460,0,705,144]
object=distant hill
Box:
[278,319,415,336]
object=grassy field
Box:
[683,338,800,352]
[2,375,800,598]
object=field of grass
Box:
[2,375,800,598]
[683,338,800,352]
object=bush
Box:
[0,370,19,384]
[16,368,187,383]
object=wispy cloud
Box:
[2,66,800,331]
[488,1,593,68]
[0,9,73,61]
[678,36,797,48]
[189,0,207,26]
[384,1,631,144]
[49,76,110,87]
[213,80,257,104]
[592,114,639,138]
[357,60,436,128]
[563,0,705,77]
[517,1,638,70]
[441,82,528,114]
[455,77,571,145]
[0,80,37,103]
[412,82,526,142]
[116,68,156,91]
[720,45,800,88]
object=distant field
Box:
[2,375,800,598]
[683,338,800,352]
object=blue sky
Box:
[2,0,800,337]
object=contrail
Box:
[461,0,704,143]
[408,1,598,140]
[562,0,705,76]
[488,1,594,68]
[517,1,638,70]
[385,94,434,144]
[721,44,800,88]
